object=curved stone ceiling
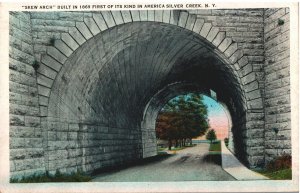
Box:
[48,22,245,129]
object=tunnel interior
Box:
[46,22,249,173]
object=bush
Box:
[266,154,291,171]
[224,138,229,146]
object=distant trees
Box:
[155,93,209,150]
[206,129,217,144]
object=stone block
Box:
[192,18,204,33]
[248,98,263,110]
[10,148,44,160]
[139,10,147,21]
[200,23,212,38]
[54,40,73,57]
[212,32,225,47]
[57,132,68,141]
[69,123,80,131]
[120,11,132,23]
[238,56,249,68]
[48,149,68,161]
[147,10,155,21]
[69,27,86,45]
[130,10,140,22]
[10,126,35,138]
[40,106,48,117]
[61,33,79,51]
[229,50,243,64]
[47,47,67,64]
[38,85,51,97]
[110,11,123,26]
[178,11,188,28]
[31,19,75,27]
[41,55,62,72]
[37,74,53,88]
[25,116,40,127]
[247,89,261,100]
[162,10,171,23]
[224,42,237,57]
[14,158,44,171]
[75,22,93,40]
[10,35,22,51]
[10,104,39,116]
[58,12,83,21]
[206,27,219,42]
[218,37,232,52]
[155,10,163,22]
[92,13,108,31]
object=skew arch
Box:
[35,11,264,173]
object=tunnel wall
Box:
[263,8,291,163]
[8,8,290,179]
[42,118,142,175]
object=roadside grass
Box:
[157,144,196,154]
[209,140,221,152]
[252,154,292,180]
[255,168,292,180]
[10,171,92,183]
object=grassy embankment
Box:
[10,170,91,183]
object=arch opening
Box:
[153,92,232,152]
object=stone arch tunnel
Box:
[9,9,291,178]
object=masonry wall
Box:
[264,8,291,163]
[9,12,46,178]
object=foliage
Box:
[206,129,217,143]
[49,36,56,46]
[258,168,292,180]
[32,60,40,71]
[155,93,209,149]
[10,170,91,183]
[224,137,229,147]
[278,18,285,26]
[266,154,291,171]
[209,140,221,152]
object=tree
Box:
[156,93,209,149]
[206,129,217,144]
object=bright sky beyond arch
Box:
[201,95,230,140]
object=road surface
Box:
[91,143,236,181]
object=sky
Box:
[200,95,230,139]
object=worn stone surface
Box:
[264,8,291,163]
[9,9,290,179]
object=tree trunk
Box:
[168,140,172,150]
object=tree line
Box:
[155,93,210,150]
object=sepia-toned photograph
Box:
[0,1,299,192]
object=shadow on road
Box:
[91,154,174,176]
[202,153,222,165]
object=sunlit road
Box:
[91,143,235,181]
